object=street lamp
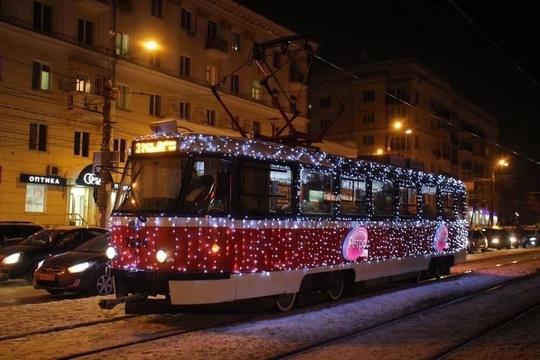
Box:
[488,158,509,227]
[386,121,412,154]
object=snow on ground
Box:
[1,249,539,359]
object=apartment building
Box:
[0,0,326,226]
[308,58,501,226]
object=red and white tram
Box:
[100,120,468,313]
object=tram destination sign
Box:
[133,139,178,154]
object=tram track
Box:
[274,270,540,359]
[1,250,539,359]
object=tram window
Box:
[240,162,291,215]
[421,185,437,218]
[135,158,184,210]
[399,184,418,216]
[300,168,333,215]
[340,177,366,215]
[440,191,455,218]
[372,179,394,216]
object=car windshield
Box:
[20,229,69,247]
[74,233,109,252]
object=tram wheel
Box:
[327,271,344,301]
[275,293,297,312]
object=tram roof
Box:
[139,119,465,189]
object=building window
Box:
[290,95,298,113]
[386,85,410,105]
[32,61,51,91]
[33,1,52,32]
[76,75,92,93]
[206,64,217,85]
[363,112,375,124]
[272,51,280,68]
[363,90,375,102]
[25,184,46,213]
[116,85,131,111]
[231,74,240,93]
[151,0,162,18]
[206,109,216,126]
[150,51,161,68]
[74,131,90,158]
[77,19,94,46]
[231,31,241,51]
[115,32,130,58]
[272,88,280,106]
[149,94,161,116]
[180,8,192,31]
[180,56,191,77]
[362,135,374,146]
[207,21,217,38]
[321,118,331,129]
[252,80,260,100]
[320,97,331,108]
[253,121,261,135]
[29,123,47,152]
[113,138,127,163]
[180,102,191,120]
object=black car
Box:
[482,228,512,250]
[0,221,44,248]
[467,229,488,253]
[0,226,108,283]
[34,232,113,296]
[520,227,538,247]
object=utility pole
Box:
[98,79,113,228]
[97,2,117,229]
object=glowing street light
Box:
[386,121,412,154]
[488,158,509,227]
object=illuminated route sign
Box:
[134,139,178,154]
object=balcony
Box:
[76,0,110,13]
[205,37,229,59]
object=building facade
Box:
[308,58,502,227]
[0,0,317,226]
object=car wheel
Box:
[95,274,114,296]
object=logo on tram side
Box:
[342,226,369,261]
[433,225,449,252]
[125,236,148,249]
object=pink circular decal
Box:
[433,225,449,251]
[342,227,369,261]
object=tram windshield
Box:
[114,156,187,212]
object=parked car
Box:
[0,221,44,248]
[521,226,538,247]
[34,232,113,296]
[481,228,512,250]
[0,226,108,283]
[467,229,488,254]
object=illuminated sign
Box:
[20,173,67,186]
[134,140,177,154]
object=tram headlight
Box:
[105,246,117,260]
[211,244,220,253]
[156,249,168,263]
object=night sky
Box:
[237,0,540,181]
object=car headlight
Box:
[510,237,516,243]
[3,252,22,265]
[105,246,117,260]
[67,262,93,273]
[37,259,45,269]
[492,238,499,244]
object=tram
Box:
[99,36,468,313]
[99,119,468,313]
